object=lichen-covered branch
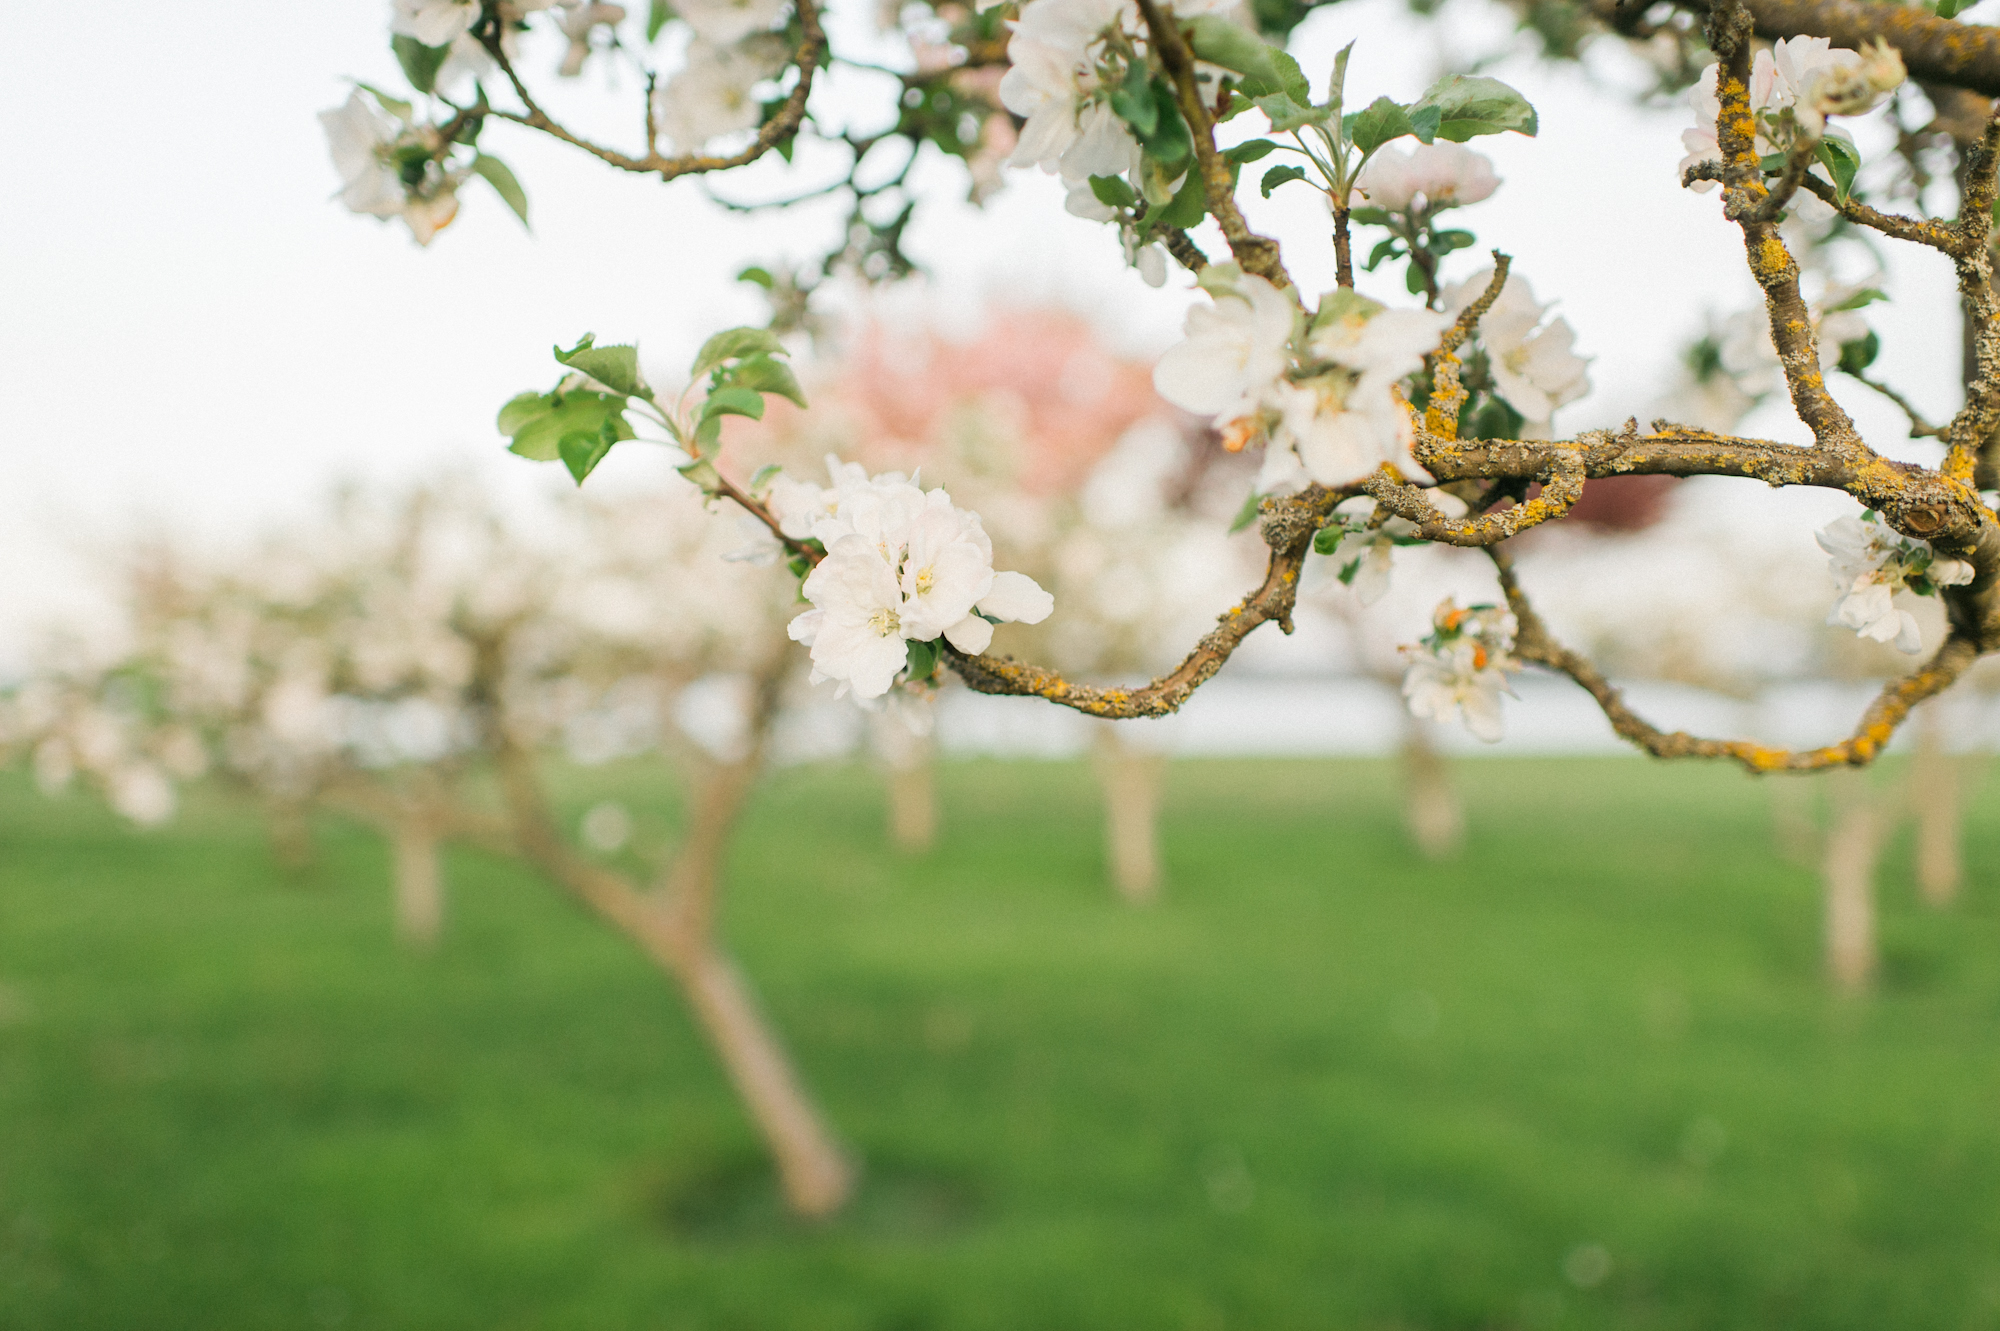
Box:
[1670,0,2000,97]
[1491,547,1981,772]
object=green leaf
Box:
[905,637,942,682]
[648,0,674,39]
[1185,15,1282,89]
[701,386,768,422]
[691,327,787,379]
[1325,40,1354,112]
[1405,263,1429,295]
[1936,0,1965,19]
[1347,96,1418,154]
[559,424,617,485]
[1409,74,1538,142]
[470,154,530,229]
[1816,135,1861,203]
[391,36,450,95]
[353,81,414,122]
[1222,138,1279,165]
[726,353,809,408]
[1406,103,1442,143]
[1270,47,1311,103]
[1255,91,1331,133]
[737,265,776,289]
[1090,172,1139,207]
[1432,227,1476,252]
[498,387,634,461]
[749,463,783,496]
[1110,61,1160,138]
[1260,163,1307,197]
[1153,166,1208,230]
[1348,205,1392,225]
[553,334,649,399]
[1143,80,1192,165]
[1312,526,1344,555]
[1228,489,1264,534]
[1363,237,1402,271]
[1837,329,1881,375]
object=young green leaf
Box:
[1143,81,1192,164]
[1229,489,1264,533]
[905,637,942,682]
[391,36,450,95]
[1936,0,1965,19]
[1255,91,1331,133]
[353,81,414,122]
[559,424,618,484]
[1152,166,1208,230]
[1185,15,1283,90]
[1260,163,1307,197]
[1269,47,1311,104]
[1089,172,1140,207]
[691,327,788,380]
[1325,40,1354,112]
[1347,96,1418,153]
[1409,74,1538,142]
[1110,61,1161,138]
[737,265,776,288]
[1815,136,1861,202]
[470,154,530,229]
[725,353,809,408]
[1364,236,1402,271]
[499,389,635,462]
[1828,286,1889,311]
[701,386,768,423]
[553,334,649,399]
[1837,329,1881,375]
[647,0,675,39]
[1222,138,1279,165]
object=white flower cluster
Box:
[1680,36,1905,213]
[999,0,1228,183]
[1440,269,1591,430]
[775,459,1056,700]
[652,0,794,149]
[319,90,467,245]
[1401,598,1519,743]
[1152,268,1447,493]
[1816,512,1973,653]
[1351,142,1499,216]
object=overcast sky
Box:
[0,0,1971,668]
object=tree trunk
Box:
[1093,725,1164,904]
[1910,717,1965,908]
[492,698,855,1218]
[393,819,445,950]
[1823,770,1886,993]
[267,797,316,873]
[1400,719,1464,860]
[873,717,936,853]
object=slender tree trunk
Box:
[1823,770,1886,993]
[267,797,316,873]
[874,721,937,854]
[1910,716,1965,908]
[490,676,855,1218]
[1400,719,1463,860]
[393,817,445,950]
[1093,724,1164,904]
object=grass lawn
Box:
[2,756,1999,1330]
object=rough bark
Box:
[393,818,445,950]
[1399,720,1464,861]
[1823,770,1886,992]
[1092,725,1165,904]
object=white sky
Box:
[0,0,1971,671]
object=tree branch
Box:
[1670,0,2000,97]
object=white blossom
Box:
[1325,492,1469,604]
[1402,599,1518,742]
[654,40,782,149]
[1152,271,1297,428]
[1351,143,1499,214]
[558,3,628,76]
[1816,512,1972,654]
[1442,270,1591,428]
[999,0,1141,181]
[675,0,792,45]
[783,463,1053,700]
[319,91,406,219]
[392,0,482,47]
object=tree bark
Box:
[1399,719,1464,860]
[871,713,937,853]
[393,818,445,950]
[486,662,855,1218]
[1092,724,1164,903]
[1910,718,1967,908]
[1823,770,1886,992]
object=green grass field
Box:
[2,757,1999,1330]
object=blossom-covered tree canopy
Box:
[305,0,2000,772]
